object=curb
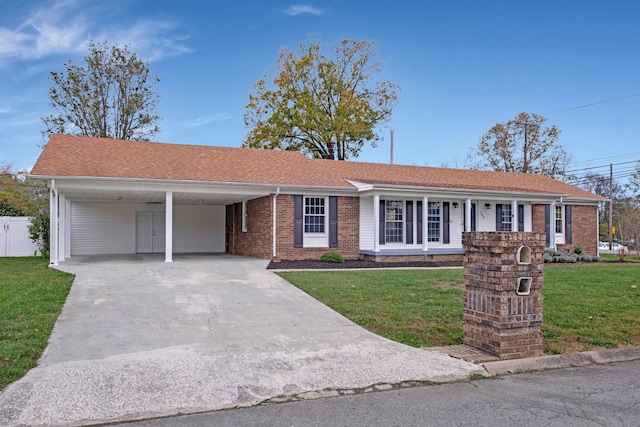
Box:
[481,346,640,376]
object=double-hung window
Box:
[384,200,403,243]
[497,204,513,231]
[555,205,563,234]
[304,197,326,233]
[427,202,440,242]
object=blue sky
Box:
[1,0,639,183]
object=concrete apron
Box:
[0,254,482,427]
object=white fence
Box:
[0,217,39,256]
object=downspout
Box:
[272,187,280,258]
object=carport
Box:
[47,178,272,265]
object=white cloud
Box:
[0,107,13,114]
[283,5,324,16]
[0,0,191,67]
[183,113,233,127]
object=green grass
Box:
[279,263,640,355]
[0,258,74,390]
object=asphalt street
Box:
[117,360,640,427]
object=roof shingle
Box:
[30,134,603,201]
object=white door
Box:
[136,211,165,253]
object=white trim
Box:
[50,179,58,266]
[422,196,428,252]
[373,194,380,252]
[65,198,71,259]
[165,191,173,262]
[58,194,66,262]
[550,201,557,250]
[272,188,279,257]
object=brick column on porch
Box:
[462,232,546,360]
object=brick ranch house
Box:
[31,134,605,265]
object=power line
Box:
[566,159,640,174]
[545,93,640,115]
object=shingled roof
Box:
[31,134,603,201]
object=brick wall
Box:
[532,203,598,255]
[463,231,545,360]
[570,205,598,255]
[232,196,273,259]
[274,194,361,261]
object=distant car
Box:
[599,242,629,254]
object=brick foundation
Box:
[363,253,463,263]
[462,231,545,360]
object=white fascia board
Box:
[351,182,578,202]
[33,175,357,196]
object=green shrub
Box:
[573,244,583,255]
[28,210,50,256]
[543,249,599,263]
[319,252,344,263]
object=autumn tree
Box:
[243,38,399,160]
[42,41,161,142]
[466,112,572,179]
[0,164,48,216]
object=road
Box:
[116,360,640,427]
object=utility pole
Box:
[514,120,532,173]
[390,129,394,165]
[609,163,613,249]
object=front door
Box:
[136,211,165,253]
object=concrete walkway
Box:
[0,255,482,426]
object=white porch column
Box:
[58,194,66,262]
[422,196,428,252]
[512,200,518,232]
[49,180,58,266]
[549,201,556,250]
[272,188,279,258]
[465,198,472,232]
[165,191,173,262]
[373,194,380,252]
[65,199,71,259]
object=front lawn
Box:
[279,263,640,354]
[0,258,74,390]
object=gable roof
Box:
[31,134,603,201]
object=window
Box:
[497,204,512,231]
[304,197,325,233]
[428,202,440,242]
[555,205,563,234]
[385,200,403,243]
[500,204,512,231]
[241,201,248,232]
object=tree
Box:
[466,112,571,179]
[576,171,623,199]
[243,38,399,160]
[42,41,161,142]
[626,161,640,196]
[0,164,47,216]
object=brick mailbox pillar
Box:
[462,231,545,360]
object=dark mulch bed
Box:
[267,259,463,270]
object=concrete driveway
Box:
[0,255,482,426]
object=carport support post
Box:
[49,179,58,266]
[165,191,173,262]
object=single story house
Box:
[30,134,605,265]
